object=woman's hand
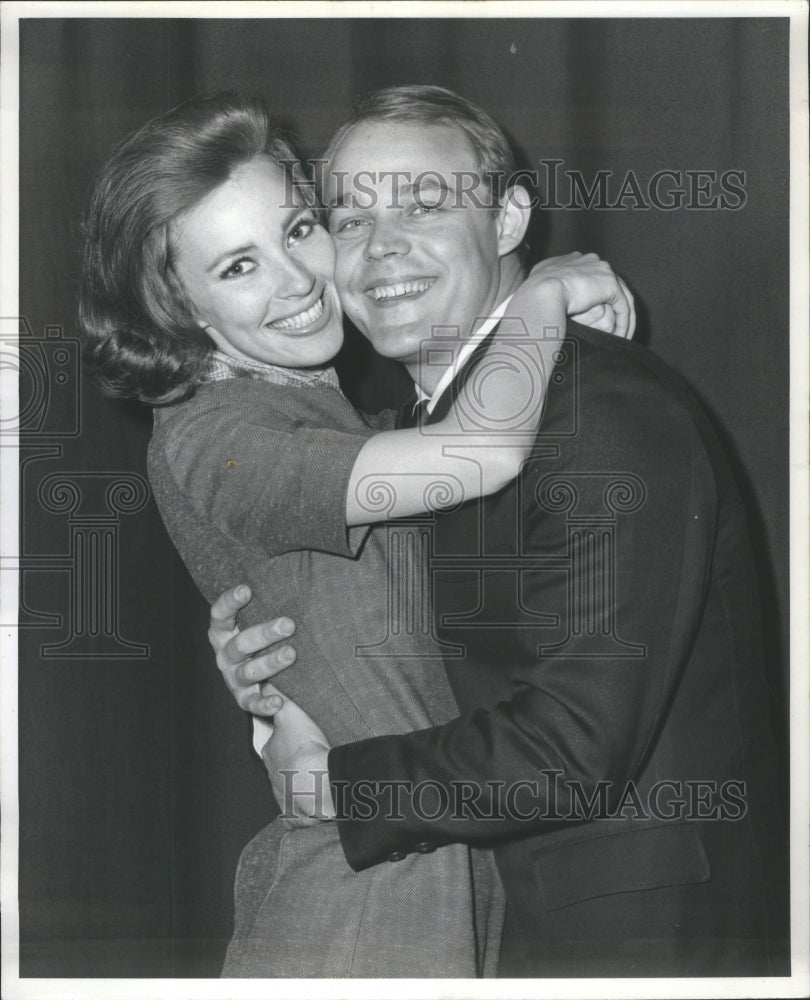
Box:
[515,252,636,340]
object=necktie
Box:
[396,393,429,429]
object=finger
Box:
[219,618,297,669]
[259,683,285,714]
[233,679,285,715]
[600,277,629,339]
[209,584,253,633]
[234,643,296,687]
[255,689,284,716]
[588,304,617,334]
[571,303,609,329]
[257,677,285,706]
[571,303,621,335]
[617,276,636,339]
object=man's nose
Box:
[364,216,411,261]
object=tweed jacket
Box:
[148,372,504,977]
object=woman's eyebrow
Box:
[203,206,310,272]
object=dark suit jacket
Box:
[329,324,788,976]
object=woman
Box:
[79,92,626,977]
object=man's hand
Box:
[208,585,334,823]
[208,584,298,717]
[525,252,636,339]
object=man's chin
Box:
[365,335,421,364]
[355,320,422,363]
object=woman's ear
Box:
[497,184,532,256]
[194,317,223,351]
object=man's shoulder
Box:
[560,321,706,426]
[566,321,687,389]
[537,321,724,481]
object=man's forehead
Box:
[324,119,480,189]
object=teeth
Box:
[268,295,325,330]
[368,279,434,301]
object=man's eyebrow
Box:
[326,175,454,209]
[406,177,448,190]
[391,177,451,198]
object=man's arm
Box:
[327,342,719,868]
[210,344,719,866]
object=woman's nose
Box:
[364,216,411,261]
[274,254,316,299]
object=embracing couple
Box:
[80,85,787,978]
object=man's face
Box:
[323,121,508,371]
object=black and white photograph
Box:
[1,2,807,997]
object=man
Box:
[210,86,788,976]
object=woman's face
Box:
[170,155,344,368]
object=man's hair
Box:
[320,85,517,204]
[79,92,304,405]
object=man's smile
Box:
[365,278,437,304]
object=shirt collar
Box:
[414,295,514,414]
[204,350,341,390]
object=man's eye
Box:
[219,257,257,280]
[330,217,367,235]
[410,187,447,214]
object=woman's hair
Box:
[320,85,517,205]
[79,92,303,405]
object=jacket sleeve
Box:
[329,351,720,869]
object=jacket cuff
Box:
[329,742,429,871]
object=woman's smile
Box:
[266,289,329,332]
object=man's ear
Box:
[496,184,532,256]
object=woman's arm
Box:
[346,253,633,526]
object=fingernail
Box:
[235,585,251,600]
[277,617,295,636]
[279,646,295,665]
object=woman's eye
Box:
[288,217,318,244]
[219,257,256,280]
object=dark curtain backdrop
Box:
[17,16,790,977]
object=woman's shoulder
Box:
[149,376,370,459]
[154,376,345,426]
